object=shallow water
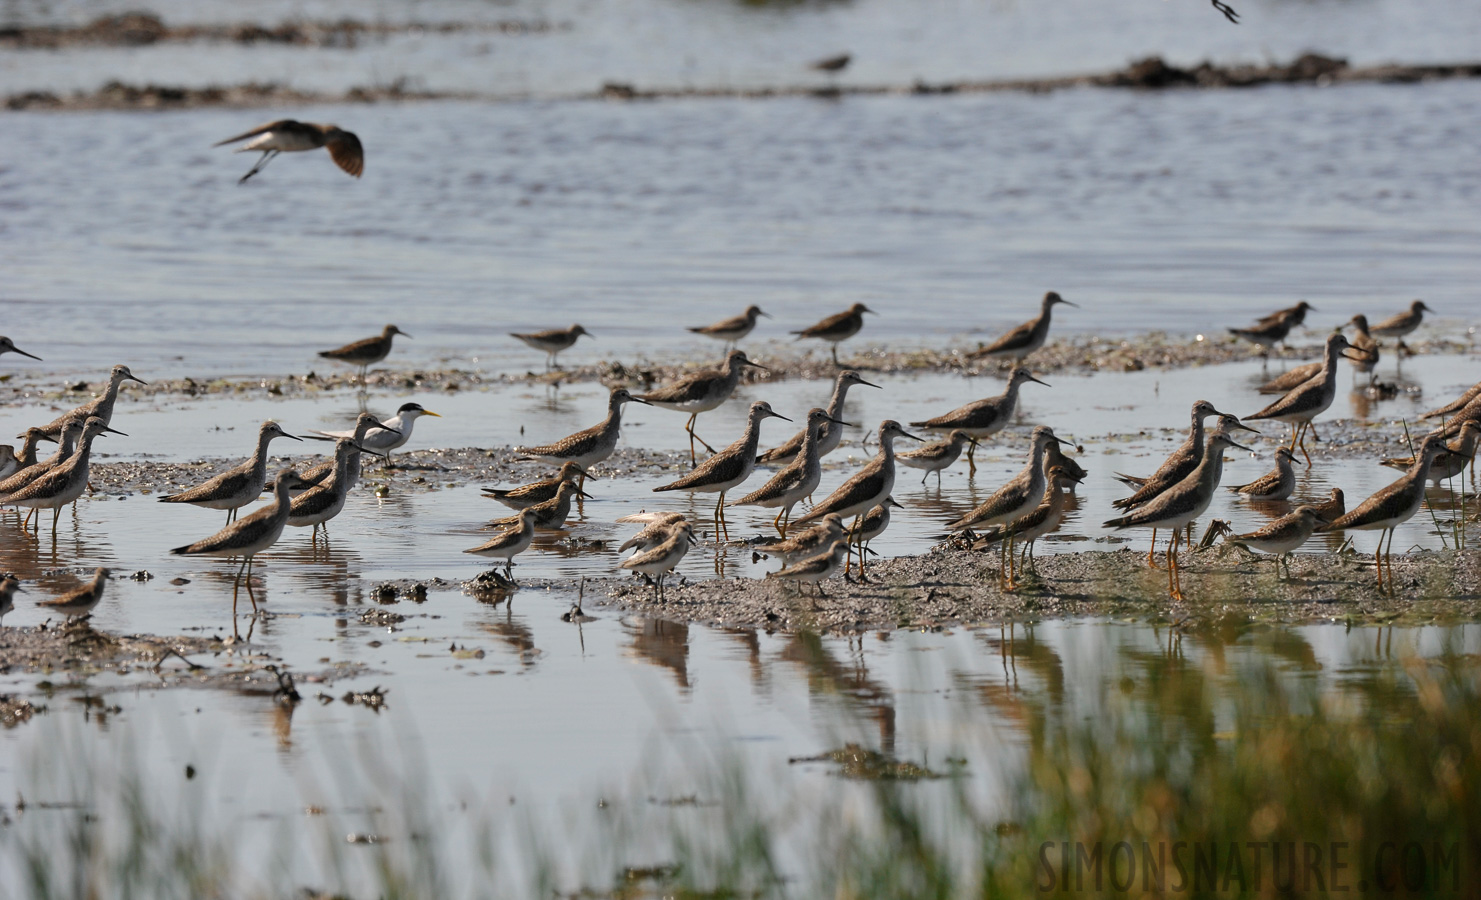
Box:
[7,0,1481,97]
[4,79,1481,377]
[0,354,1471,604]
[4,0,1481,889]
[3,601,1478,891]
[3,351,1478,887]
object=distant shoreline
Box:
[0,330,1469,397]
[7,53,1481,112]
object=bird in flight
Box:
[1210,0,1239,23]
[214,120,364,184]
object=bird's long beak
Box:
[13,347,41,360]
[578,488,594,499]
[283,432,304,441]
[759,311,773,318]
[128,374,148,385]
[826,414,855,427]
[858,378,883,389]
[103,426,128,437]
[1226,419,1261,435]
[745,360,769,371]
[1060,298,1080,308]
[1027,374,1051,387]
[886,497,905,509]
[1227,439,1254,453]
[901,430,925,442]
[422,411,442,418]
[630,396,653,406]
[355,444,390,458]
[376,421,403,435]
[1052,435,1073,446]
[768,411,794,422]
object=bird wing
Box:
[976,319,1036,355]
[327,132,364,177]
[793,310,851,338]
[318,335,381,360]
[1230,471,1278,494]
[912,399,992,430]
[691,314,747,335]
[160,465,251,502]
[1368,310,1410,333]
[638,374,712,405]
[1258,362,1321,394]
[1247,380,1318,420]
[654,445,744,491]
[801,467,882,521]
[176,503,278,554]
[213,120,297,147]
[757,429,804,464]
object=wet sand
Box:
[8,53,1481,111]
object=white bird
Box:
[310,402,440,467]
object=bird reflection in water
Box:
[781,632,895,756]
[271,538,362,607]
[624,617,691,692]
[478,602,541,669]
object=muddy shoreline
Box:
[591,543,1481,632]
[60,401,1456,502]
[8,53,1481,112]
[2,330,1466,405]
[0,12,566,50]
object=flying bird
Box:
[214,120,364,184]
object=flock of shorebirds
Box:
[0,288,1469,623]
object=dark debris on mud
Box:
[0,694,43,728]
[0,618,367,693]
[82,445,680,498]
